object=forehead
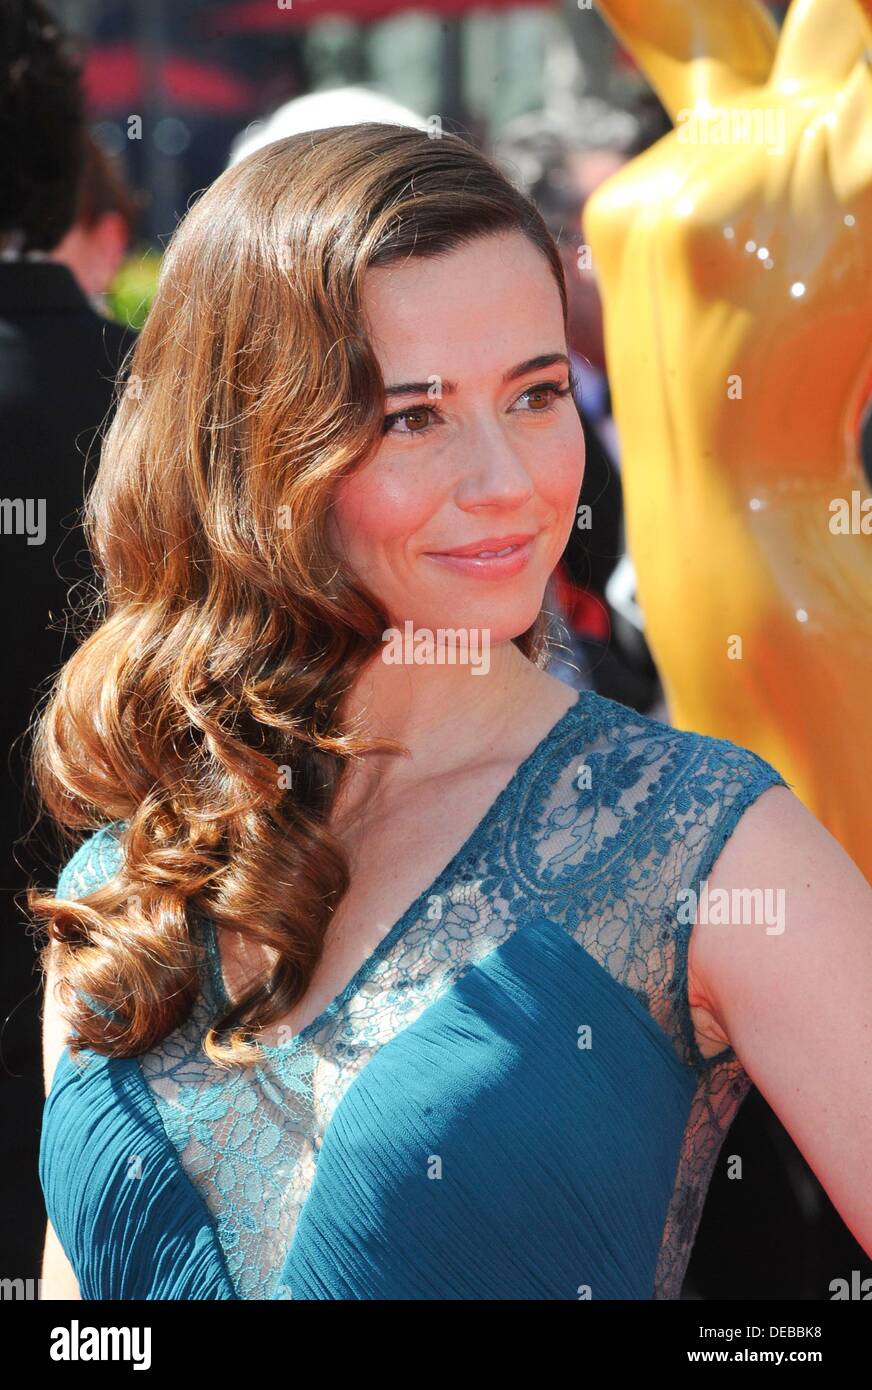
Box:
[361,230,565,379]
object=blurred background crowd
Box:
[3,0,867,1302]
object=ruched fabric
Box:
[41,1049,237,1299]
[282,916,696,1299]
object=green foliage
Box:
[107,245,162,329]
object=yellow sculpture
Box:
[585,0,872,883]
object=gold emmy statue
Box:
[586,0,872,882]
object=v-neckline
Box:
[202,687,594,1054]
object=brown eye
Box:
[513,383,571,413]
[398,409,431,432]
[382,403,440,437]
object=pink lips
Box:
[427,533,536,559]
[423,533,538,578]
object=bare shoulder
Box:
[688,783,872,1038]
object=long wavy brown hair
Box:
[27,122,568,1067]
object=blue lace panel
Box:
[53,691,787,1299]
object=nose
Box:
[454,423,535,512]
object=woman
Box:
[33,124,871,1300]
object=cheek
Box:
[533,426,586,539]
[331,464,438,573]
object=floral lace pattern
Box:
[55,690,787,1299]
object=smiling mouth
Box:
[421,535,538,577]
[425,533,537,559]
[453,543,521,559]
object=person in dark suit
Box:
[0,0,135,1281]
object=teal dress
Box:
[40,690,788,1299]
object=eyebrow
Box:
[382,352,571,398]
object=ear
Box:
[594,0,778,123]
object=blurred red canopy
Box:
[205,0,556,31]
[84,46,254,111]
[83,0,558,114]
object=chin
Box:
[409,587,546,644]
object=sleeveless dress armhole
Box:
[644,734,790,1299]
[664,740,791,1075]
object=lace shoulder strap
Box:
[500,692,791,1074]
[56,821,127,902]
[54,821,128,1027]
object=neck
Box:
[333,636,546,820]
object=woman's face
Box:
[330,229,585,643]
